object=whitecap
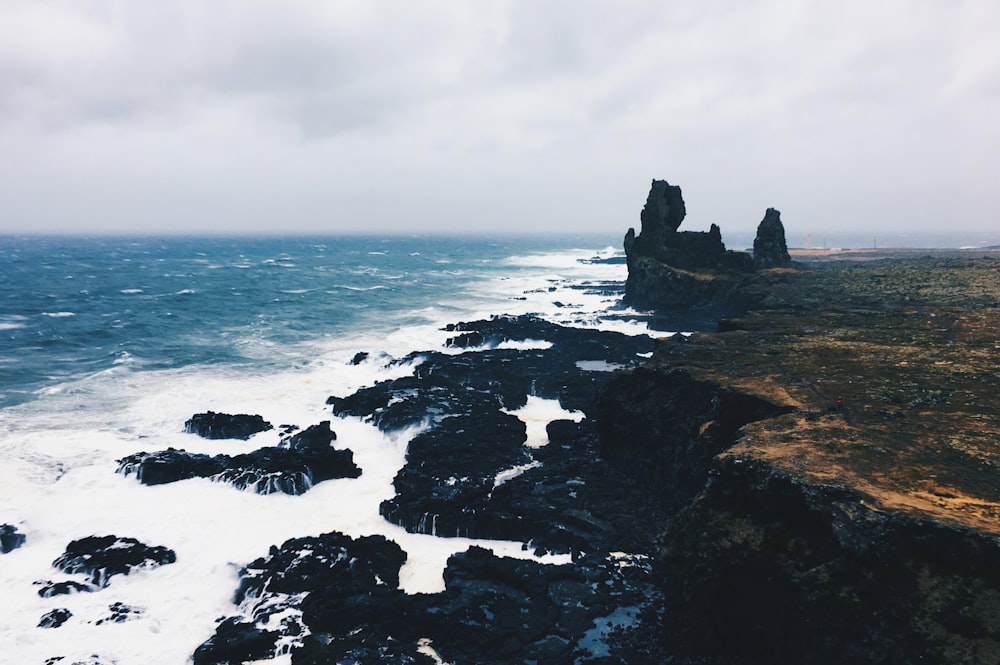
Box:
[120,289,144,295]
[41,312,75,318]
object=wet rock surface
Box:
[1,523,26,553]
[195,531,660,665]
[185,411,274,440]
[116,422,360,494]
[329,315,658,553]
[50,535,176,588]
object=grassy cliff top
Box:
[649,252,1000,532]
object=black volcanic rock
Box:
[1,523,25,553]
[192,618,281,665]
[117,422,360,494]
[196,531,660,664]
[623,179,754,311]
[596,366,792,507]
[52,535,176,588]
[753,207,792,269]
[185,411,273,440]
[328,315,658,551]
[36,580,94,597]
[38,608,72,629]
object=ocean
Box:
[0,234,646,664]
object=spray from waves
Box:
[0,235,642,663]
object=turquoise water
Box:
[0,234,620,407]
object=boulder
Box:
[185,411,273,440]
[753,207,792,269]
[38,608,72,629]
[117,422,360,495]
[1,523,25,553]
[51,535,176,588]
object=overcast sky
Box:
[1,1,998,238]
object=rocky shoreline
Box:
[19,182,1000,663]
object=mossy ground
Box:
[649,253,1000,532]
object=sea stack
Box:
[623,179,752,311]
[752,208,791,269]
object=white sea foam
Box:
[0,242,666,663]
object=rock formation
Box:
[753,207,792,269]
[117,421,360,494]
[1,523,25,553]
[623,179,794,312]
[185,411,273,440]
[624,180,752,311]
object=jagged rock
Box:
[328,316,657,551]
[36,580,94,597]
[192,618,281,665]
[1,523,25,553]
[196,531,660,664]
[660,455,1000,664]
[117,422,360,494]
[185,411,273,440]
[94,602,144,625]
[623,179,754,311]
[753,207,792,269]
[38,608,72,629]
[52,535,176,588]
[595,366,792,506]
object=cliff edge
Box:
[602,239,1000,662]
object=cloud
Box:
[0,0,998,236]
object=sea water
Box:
[0,234,648,664]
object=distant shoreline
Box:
[789,246,1000,261]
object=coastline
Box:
[599,250,1000,662]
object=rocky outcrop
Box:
[328,315,660,553]
[117,422,360,494]
[595,367,792,506]
[752,207,791,269]
[623,180,753,311]
[598,255,1000,663]
[660,455,1000,664]
[185,411,273,440]
[195,531,660,664]
[38,608,72,629]
[49,535,176,589]
[1,523,25,553]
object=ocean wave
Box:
[41,311,75,317]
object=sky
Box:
[1,0,998,238]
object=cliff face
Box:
[598,255,1000,663]
[662,455,1000,664]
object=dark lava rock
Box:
[196,531,660,664]
[753,207,792,269]
[193,618,281,665]
[94,602,143,625]
[379,411,531,539]
[36,580,94,597]
[51,535,176,588]
[38,608,72,629]
[328,315,657,551]
[117,422,360,494]
[596,366,792,507]
[1,523,26,553]
[623,179,758,311]
[185,411,273,440]
[660,455,1000,664]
